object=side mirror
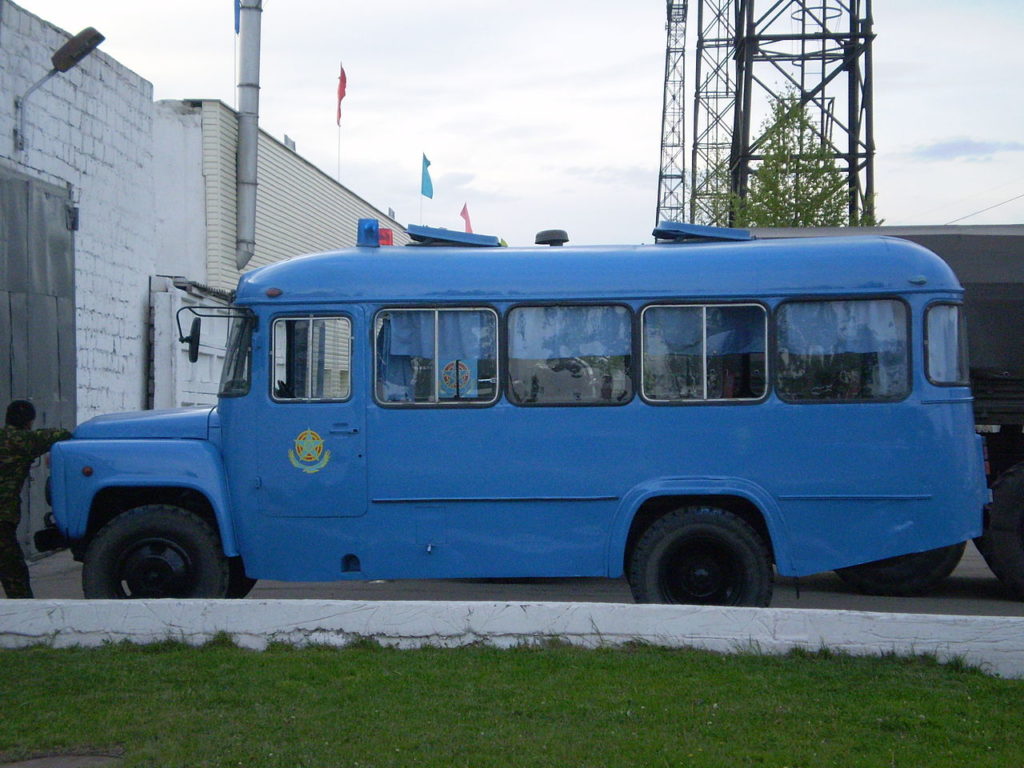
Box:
[184,317,201,363]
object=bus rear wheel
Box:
[628,507,773,607]
[976,463,1024,600]
[834,541,965,596]
[82,505,229,599]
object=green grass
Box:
[1,639,1021,767]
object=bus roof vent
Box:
[535,229,569,246]
[653,221,753,243]
[406,224,502,247]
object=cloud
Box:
[562,165,655,190]
[909,138,1024,162]
[436,171,476,189]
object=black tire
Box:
[976,463,1024,600]
[82,505,229,599]
[835,541,965,597]
[627,507,773,607]
[226,556,258,599]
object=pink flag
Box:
[336,63,347,125]
[460,203,473,233]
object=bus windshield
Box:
[219,312,255,397]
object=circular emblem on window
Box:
[288,429,332,474]
[441,360,472,393]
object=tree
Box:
[696,94,879,228]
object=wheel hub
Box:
[662,539,739,604]
[118,539,193,598]
[681,560,723,598]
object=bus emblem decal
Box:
[440,358,477,398]
[288,429,331,474]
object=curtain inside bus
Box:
[376,310,496,403]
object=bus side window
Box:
[507,305,632,405]
[775,299,908,402]
[272,315,352,402]
[926,304,969,385]
[643,306,702,400]
[374,308,498,405]
[375,310,434,403]
[642,304,766,402]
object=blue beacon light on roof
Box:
[356,218,380,248]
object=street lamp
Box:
[13,27,105,152]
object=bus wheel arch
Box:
[624,496,775,607]
[85,486,217,540]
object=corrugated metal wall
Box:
[199,101,407,293]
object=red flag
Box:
[336,63,347,125]
[460,203,473,233]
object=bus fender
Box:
[606,476,794,577]
[50,439,240,557]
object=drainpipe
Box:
[235,0,262,270]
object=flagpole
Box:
[337,124,341,182]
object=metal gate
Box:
[0,168,76,557]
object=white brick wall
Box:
[1,2,157,422]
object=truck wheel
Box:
[226,556,257,598]
[627,507,773,607]
[82,505,229,599]
[976,463,1024,600]
[834,541,965,596]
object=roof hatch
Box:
[406,224,502,247]
[653,221,753,243]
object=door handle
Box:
[329,423,359,435]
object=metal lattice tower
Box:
[689,0,875,225]
[656,1,689,224]
[689,0,739,225]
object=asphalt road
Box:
[25,543,1024,616]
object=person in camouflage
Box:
[0,400,71,598]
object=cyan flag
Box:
[421,154,433,199]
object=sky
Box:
[17,0,1024,247]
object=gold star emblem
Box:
[288,429,331,474]
[294,429,323,462]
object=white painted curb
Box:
[3,600,1024,678]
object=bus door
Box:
[256,312,366,518]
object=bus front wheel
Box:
[627,507,773,607]
[834,541,965,596]
[82,505,230,599]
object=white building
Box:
[0,1,405,549]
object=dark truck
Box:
[761,224,1024,598]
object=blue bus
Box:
[44,222,988,606]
